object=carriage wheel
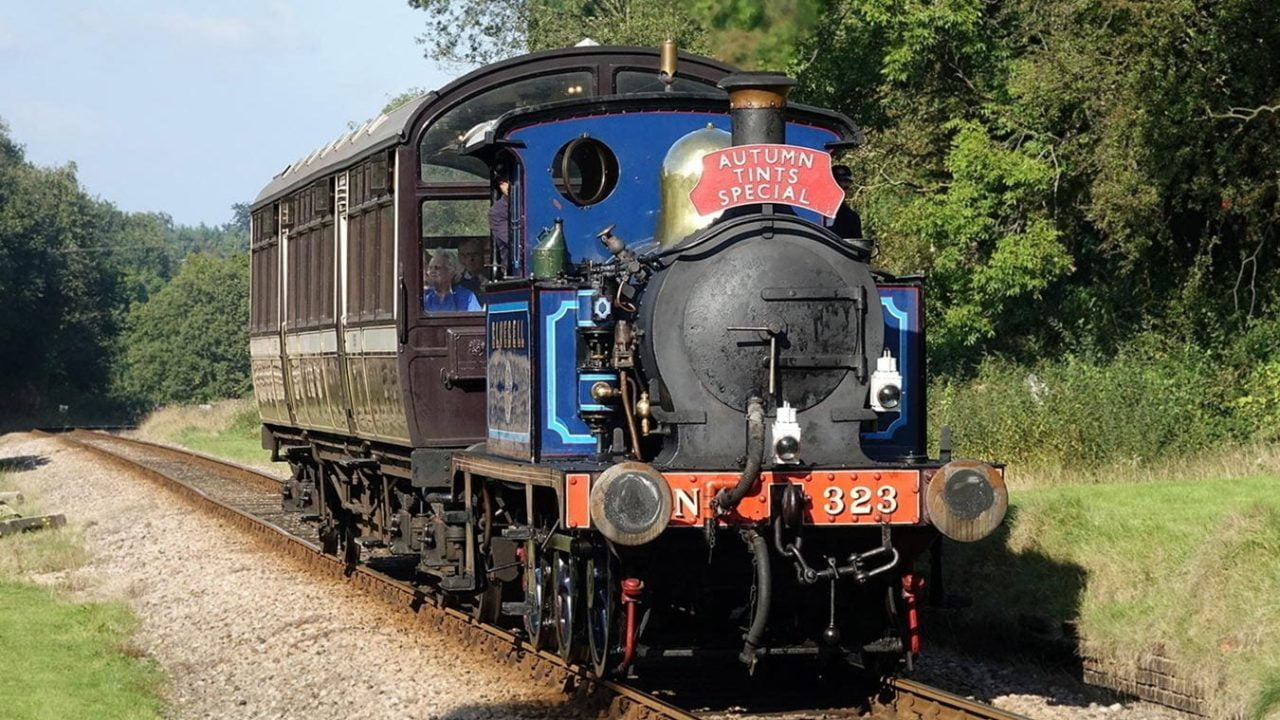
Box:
[586,543,621,676]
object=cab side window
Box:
[420,198,488,313]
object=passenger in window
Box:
[422,250,482,312]
[457,237,486,296]
[488,169,511,275]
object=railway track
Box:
[46,429,1028,720]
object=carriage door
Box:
[249,203,293,426]
[342,153,410,443]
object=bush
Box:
[1235,360,1280,442]
[930,333,1247,470]
[118,253,249,406]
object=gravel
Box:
[903,629,1191,719]
[1,433,574,720]
[0,432,1196,720]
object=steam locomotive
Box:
[249,44,1007,678]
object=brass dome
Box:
[655,125,731,247]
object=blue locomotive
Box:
[250,44,1006,678]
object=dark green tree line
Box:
[0,124,131,425]
[799,0,1280,369]
[0,122,250,427]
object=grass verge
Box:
[0,477,164,718]
[133,398,274,471]
[937,467,1280,719]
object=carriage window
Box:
[420,198,489,313]
[615,70,726,96]
[419,71,593,183]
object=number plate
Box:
[660,470,923,526]
[799,471,922,525]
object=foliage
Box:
[407,0,822,70]
[928,331,1272,469]
[796,0,1280,371]
[119,253,250,406]
[0,123,130,425]
[928,310,1280,479]
[407,0,532,69]
[1234,359,1280,442]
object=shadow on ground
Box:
[915,504,1114,708]
[0,454,50,473]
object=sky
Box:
[0,2,460,227]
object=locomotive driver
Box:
[457,237,486,296]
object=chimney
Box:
[717,72,797,146]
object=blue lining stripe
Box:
[489,301,528,313]
[489,428,530,441]
[864,295,909,440]
[545,300,595,444]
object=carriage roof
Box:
[252,45,734,209]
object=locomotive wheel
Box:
[470,482,502,623]
[552,551,580,661]
[523,544,553,647]
[586,543,621,677]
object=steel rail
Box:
[45,429,1026,720]
[881,677,1032,720]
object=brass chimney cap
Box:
[718,72,797,110]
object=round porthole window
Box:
[552,137,619,206]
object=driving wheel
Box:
[523,542,553,647]
[586,542,621,676]
[552,551,580,661]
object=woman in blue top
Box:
[422,250,481,312]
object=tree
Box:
[794,0,1280,370]
[119,253,250,405]
[407,0,822,70]
[0,121,132,426]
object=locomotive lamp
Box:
[772,402,802,464]
[589,462,673,546]
[869,349,903,412]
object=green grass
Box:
[0,478,165,718]
[0,502,86,579]
[0,581,164,719]
[940,471,1280,718]
[135,398,275,470]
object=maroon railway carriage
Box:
[250,44,1007,678]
